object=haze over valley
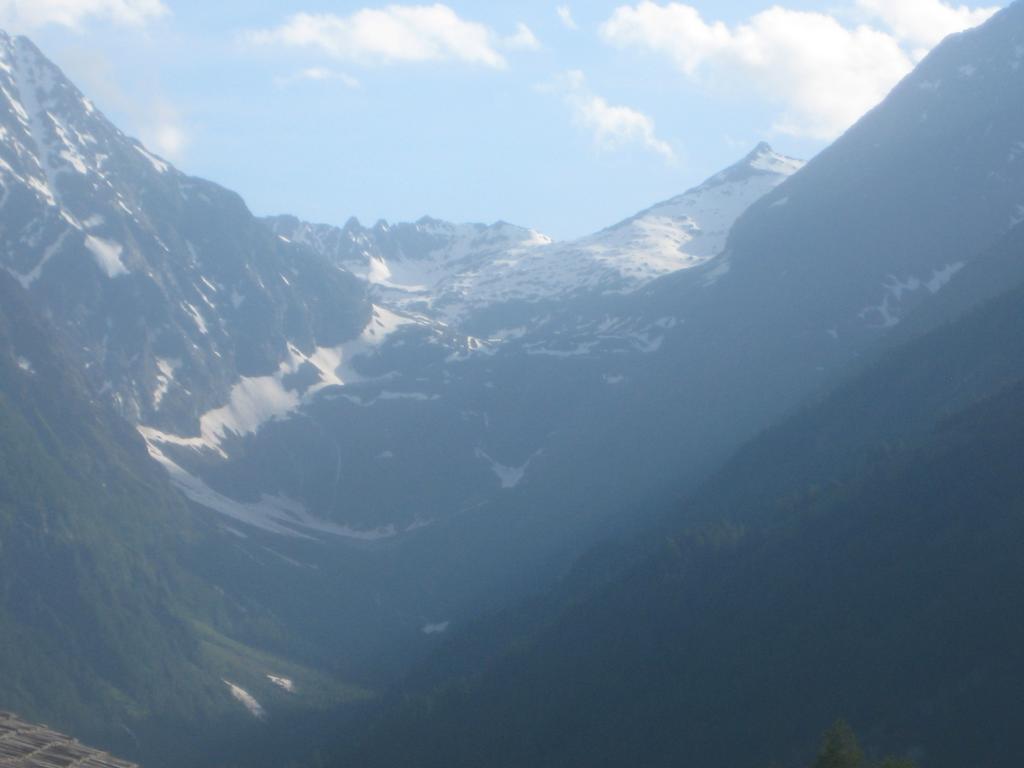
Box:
[2,2,1024,767]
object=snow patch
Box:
[223,681,266,720]
[926,262,964,293]
[750,151,803,175]
[859,263,965,328]
[26,176,55,206]
[338,391,440,407]
[134,143,169,173]
[141,307,419,458]
[422,622,451,635]
[289,147,801,322]
[267,675,296,693]
[524,340,599,358]
[183,302,208,335]
[200,373,301,447]
[475,448,536,489]
[140,433,406,540]
[84,235,128,278]
[153,358,179,409]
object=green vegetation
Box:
[807,722,914,768]
[0,276,367,765]
[813,722,865,768]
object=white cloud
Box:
[504,22,540,51]
[274,67,362,89]
[55,47,188,162]
[142,100,187,160]
[856,0,999,52]
[0,0,167,29]
[557,5,578,30]
[246,5,512,69]
[600,1,999,139]
[550,70,675,161]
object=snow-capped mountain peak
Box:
[0,33,174,217]
[739,141,803,176]
[0,30,369,436]
[580,143,804,277]
[269,144,804,324]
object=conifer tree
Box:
[813,721,864,768]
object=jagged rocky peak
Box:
[573,143,804,283]
[263,144,804,324]
[745,142,803,173]
[0,31,369,433]
[0,31,181,207]
[659,142,804,203]
[266,211,551,269]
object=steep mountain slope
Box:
[488,0,1024,512]
[239,0,1024,552]
[267,143,802,325]
[0,33,369,437]
[0,32,388,759]
[687,217,1024,529]
[5,8,1024,763]
[0,271,366,760]
[0,33,535,726]
[0,30,808,556]
[109,4,1024,700]
[338,217,1024,768]
[160,144,802,542]
[126,139,803,544]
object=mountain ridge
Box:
[0,30,370,436]
[265,142,803,325]
[4,7,1024,763]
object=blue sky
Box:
[9,0,1004,239]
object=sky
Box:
[4,0,1006,239]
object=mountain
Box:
[0,32,390,759]
[7,0,1021,712]
[132,145,808,688]
[0,269,369,764]
[0,33,369,436]
[255,0,1024,556]
[336,181,1024,768]
[489,0,1024,508]
[146,143,805,543]
[5,3,1024,763]
[0,30,806,551]
[311,5,1024,766]
[0,34,818,754]
[266,143,802,325]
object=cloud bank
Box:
[601,1,999,138]
[0,0,167,29]
[248,4,538,69]
[551,70,675,161]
